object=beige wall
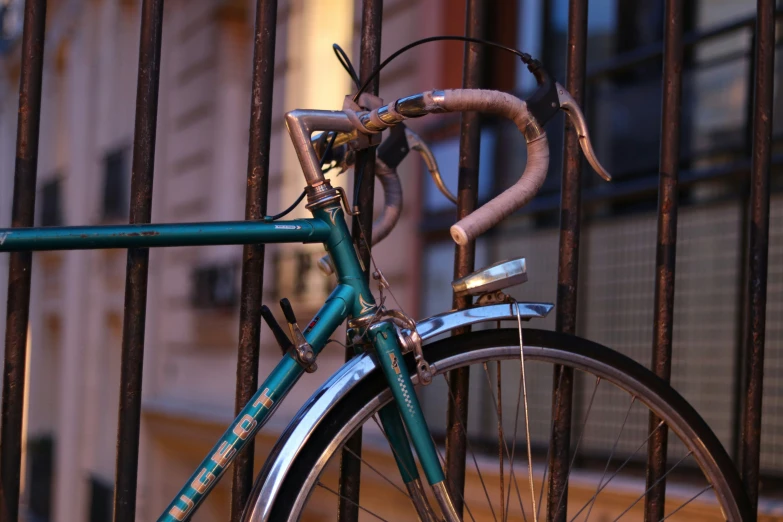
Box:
[3,1,783,521]
[0,0,442,520]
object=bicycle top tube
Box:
[0,218,331,252]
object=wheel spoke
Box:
[659,484,713,521]
[496,361,505,522]
[513,303,538,522]
[341,442,412,500]
[572,420,666,520]
[442,373,499,521]
[554,376,601,516]
[370,413,474,522]
[426,429,478,522]
[579,396,636,522]
[610,450,693,522]
[317,481,393,521]
[506,363,529,522]
[368,415,420,490]
[481,359,529,522]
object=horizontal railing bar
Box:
[0,219,332,251]
[586,8,783,80]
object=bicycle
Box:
[0,41,752,521]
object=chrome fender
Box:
[242,302,553,522]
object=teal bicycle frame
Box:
[0,199,447,521]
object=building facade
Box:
[0,0,450,520]
[2,0,783,520]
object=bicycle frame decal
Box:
[159,283,356,521]
[155,203,382,520]
[368,321,445,485]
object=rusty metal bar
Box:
[644,1,684,520]
[732,15,759,466]
[741,0,775,515]
[445,0,485,515]
[337,1,382,520]
[0,1,47,521]
[548,0,587,520]
[112,1,165,520]
[229,1,278,520]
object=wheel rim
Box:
[269,331,747,521]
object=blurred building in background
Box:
[0,0,783,520]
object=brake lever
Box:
[555,83,612,182]
[405,127,458,205]
[376,123,458,205]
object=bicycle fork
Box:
[368,321,461,522]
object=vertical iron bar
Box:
[733,191,750,463]
[112,1,165,521]
[644,1,684,520]
[732,26,757,463]
[229,1,277,520]
[741,0,775,515]
[338,1,382,520]
[446,0,485,516]
[548,0,587,520]
[0,2,47,521]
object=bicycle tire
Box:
[247,328,752,521]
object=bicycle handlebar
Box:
[287,79,610,249]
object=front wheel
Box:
[252,329,751,521]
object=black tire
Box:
[259,329,752,521]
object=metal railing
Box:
[0,1,776,522]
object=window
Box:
[40,178,63,226]
[102,148,129,221]
[294,251,312,296]
[0,0,23,53]
[88,475,113,522]
[27,436,54,520]
[191,263,240,309]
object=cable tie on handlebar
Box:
[343,93,384,135]
[358,92,384,111]
[368,110,389,131]
[387,100,404,122]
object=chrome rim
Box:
[275,339,742,521]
